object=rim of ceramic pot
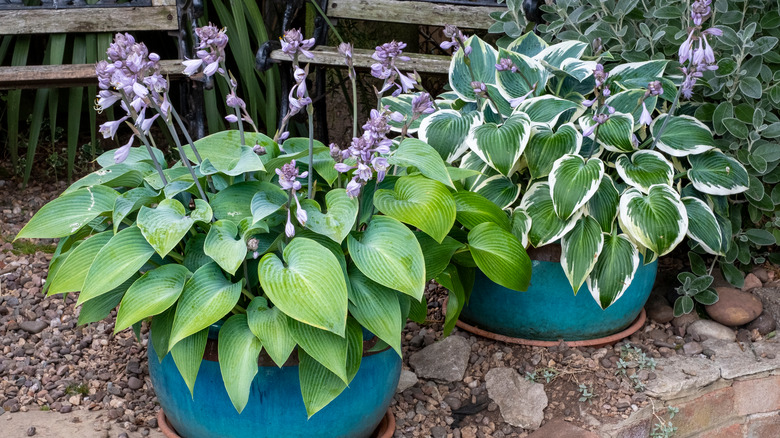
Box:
[156,407,396,438]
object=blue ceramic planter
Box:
[459,254,657,341]
[147,328,401,438]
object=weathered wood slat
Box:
[270,46,451,74]
[326,0,504,29]
[0,7,179,35]
[0,60,184,90]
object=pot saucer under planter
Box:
[156,408,397,438]
[457,245,657,346]
[148,326,401,438]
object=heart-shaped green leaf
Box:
[606,89,658,124]
[468,113,531,177]
[301,188,358,244]
[520,182,581,247]
[347,216,426,300]
[211,181,263,222]
[514,95,582,125]
[218,314,263,413]
[203,220,246,275]
[115,264,191,332]
[138,199,212,258]
[348,266,403,356]
[468,222,531,291]
[587,233,639,309]
[495,48,547,100]
[289,318,348,384]
[258,237,348,335]
[453,191,511,231]
[525,123,582,180]
[169,262,242,348]
[583,112,635,153]
[449,36,498,101]
[250,182,289,223]
[419,110,483,162]
[550,155,604,220]
[532,40,587,68]
[247,296,296,367]
[374,176,456,243]
[682,197,723,256]
[46,231,112,296]
[77,274,138,325]
[506,32,548,57]
[171,328,207,397]
[616,150,674,193]
[112,187,161,233]
[415,233,465,281]
[186,130,266,175]
[17,185,118,239]
[388,138,455,188]
[587,175,620,233]
[687,150,750,195]
[471,175,522,209]
[561,216,604,294]
[619,184,687,256]
[651,115,715,157]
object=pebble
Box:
[746,312,777,335]
[26,426,36,436]
[687,320,737,342]
[742,273,763,291]
[19,320,48,334]
[127,376,144,390]
[706,287,763,326]
[682,342,703,355]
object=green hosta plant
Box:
[16,28,530,417]
[390,20,749,312]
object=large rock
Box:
[408,335,470,382]
[485,367,547,430]
[703,339,780,379]
[644,356,720,400]
[746,311,776,335]
[752,287,780,323]
[687,320,736,342]
[528,419,599,438]
[705,287,762,326]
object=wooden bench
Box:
[0,0,186,90]
[268,0,506,74]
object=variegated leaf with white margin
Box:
[580,112,636,153]
[381,93,432,134]
[608,60,668,86]
[419,109,483,162]
[510,208,532,248]
[506,32,548,57]
[605,89,658,126]
[549,154,604,220]
[495,48,547,102]
[586,175,620,233]
[520,182,582,247]
[525,123,582,180]
[586,233,639,309]
[472,175,522,209]
[650,115,716,157]
[484,84,514,117]
[616,150,674,193]
[467,112,531,177]
[618,184,688,257]
[559,59,598,82]
[459,152,497,190]
[532,40,588,69]
[687,150,750,195]
[514,96,583,125]
[449,36,498,102]
[682,197,724,256]
[561,216,604,294]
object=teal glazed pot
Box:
[459,246,658,341]
[147,326,401,438]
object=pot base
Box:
[157,407,396,438]
[454,308,646,348]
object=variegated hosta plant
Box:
[15,28,532,418]
[386,28,749,312]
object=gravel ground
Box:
[1,179,773,438]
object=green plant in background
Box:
[492,0,780,291]
[577,383,595,402]
[651,405,679,438]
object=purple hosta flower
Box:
[471,81,488,98]
[371,157,389,183]
[411,92,435,116]
[690,0,712,26]
[99,116,128,139]
[602,86,611,98]
[276,160,309,237]
[252,144,266,155]
[441,25,470,55]
[225,114,238,123]
[339,42,355,79]
[371,41,417,96]
[495,58,517,72]
[247,238,260,259]
[509,88,535,108]
[278,131,290,141]
[114,135,135,163]
[593,64,609,87]
[182,25,228,78]
[583,113,609,138]
[646,81,663,97]
[226,91,246,109]
[345,179,362,198]
[280,28,315,59]
[639,102,653,127]
[335,108,397,198]
[288,67,311,116]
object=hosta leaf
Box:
[533,40,587,69]
[561,216,604,294]
[587,175,620,233]
[169,262,242,348]
[687,150,749,195]
[606,89,658,124]
[513,95,582,125]
[79,227,154,305]
[63,163,153,194]
[300,189,358,244]
[17,185,118,239]
[468,222,531,291]
[520,182,581,247]
[382,93,431,134]
[682,197,723,256]
[616,150,674,193]
[289,318,348,384]
[467,112,531,176]
[618,184,687,256]
[525,123,582,180]
[115,264,191,332]
[374,176,456,243]
[559,58,597,82]
[651,115,715,157]
[247,297,296,368]
[510,208,532,248]
[609,60,668,85]
[151,306,175,362]
[259,238,348,335]
[46,231,112,295]
[250,182,288,222]
[171,328,207,397]
[187,130,266,175]
[204,220,246,275]
[211,181,262,222]
[471,175,521,209]
[415,233,465,281]
[218,314,263,413]
[495,48,547,100]
[138,199,212,258]
[549,155,604,220]
[587,233,639,309]
[78,274,138,325]
[582,112,635,153]
[183,234,212,272]
[453,191,511,230]
[347,266,402,356]
[347,216,426,300]
[436,264,468,336]
[506,32,548,57]
[388,138,454,188]
[419,110,483,162]
[449,36,498,101]
[112,187,160,234]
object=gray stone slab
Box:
[704,340,780,379]
[485,367,548,430]
[408,335,470,382]
[644,356,722,400]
